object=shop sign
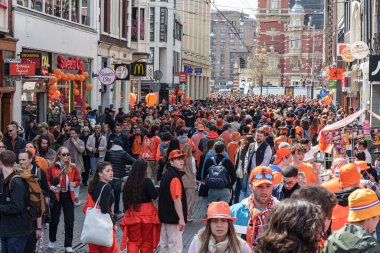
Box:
[195,68,202,75]
[184,65,193,74]
[21,52,51,75]
[98,67,116,85]
[337,43,349,56]
[57,55,84,71]
[369,55,380,82]
[179,72,187,84]
[114,64,131,80]
[8,63,35,76]
[329,68,343,80]
[131,62,147,77]
[350,41,369,60]
[341,47,355,63]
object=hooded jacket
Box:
[331,187,359,231]
[178,135,196,153]
[140,133,161,161]
[324,224,380,253]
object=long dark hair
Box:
[88,162,112,194]
[165,138,180,163]
[123,159,147,211]
[256,199,324,253]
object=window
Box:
[62,0,69,20]
[221,26,225,34]
[71,0,80,23]
[174,21,182,41]
[239,27,244,34]
[269,60,278,68]
[212,25,216,34]
[103,0,110,33]
[292,57,301,69]
[173,52,180,75]
[221,33,225,39]
[54,0,61,17]
[121,0,127,37]
[148,47,154,64]
[160,7,168,42]
[150,7,155,41]
[230,33,235,40]
[110,0,120,35]
[271,0,279,9]
[131,8,138,41]
[140,9,145,40]
[81,0,90,25]
[290,36,300,49]
[45,0,53,14]
[211,38,216,46]
[31,0,43,11]
[221,39,225,45]
[17,0,28,7]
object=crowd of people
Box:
[0,93,380,253]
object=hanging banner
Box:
[329,68,343,80]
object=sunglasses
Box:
[0,146,5,149]
[60,153,70,157]
[254,173,273,181]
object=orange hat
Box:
[168,150,185,160]
[273,148,291,165]
[216,118,223,127]
[355,161,370,171]
[339,163,361,188]
[262,125,270,134]
[201,201,237,222]
[207,131,219,139]
[24,147,36,157]
[348,189,380,222]
[249,166,274,187]
[232,131,240,141]
[172,111,180,117]
[197,123,205,131]
[295,126,302,134]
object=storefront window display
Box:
[21,81,48,130]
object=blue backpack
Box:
[205,157,229,189]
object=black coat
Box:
[104,149,136,179]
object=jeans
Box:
[234,179,242,204]
[90,157,104,175]
[110,179,123,213]
[1,236,29,253]
[208,188,232,204]
[82,154,91,185]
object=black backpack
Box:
[205,157,229,189]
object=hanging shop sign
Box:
[57,55,84,71]
[20,52,51,75]
[329,68,343,80]
[131,62,147,77]
[337,43,349,56]
[341,47,355,63]
[369,55,380,82]
[350,41,370,60]
[5,63,36,76]
[98,67,116,85]
[114,64,131,80]
[179,72,187,84]
[195,68,202,75]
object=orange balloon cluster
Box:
[177,90,185,97]
[51,69,88,83]
[49,83,61,100]
[169,95,176,105]
[74,89,80,96]
[183,97,191,104]
[145,93,157,107]
[86,83,93,91]
[130,93,136,106]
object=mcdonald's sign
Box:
[131,62,147,77]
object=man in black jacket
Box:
[272,165,301,201]
[0,150,33,253]
[104,138,135,215]
[158,150,187,253]
[4,124,27,158]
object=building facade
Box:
[211,11,257,90]
[179,0,211,99]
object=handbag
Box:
[80,185,113,247]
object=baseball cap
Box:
[201,201,237,223]
[112,138,123,146]
[232,131,240,141]
[339,163,361,188]
[207,131,219,139]
[273,148,291,165]
[249,166,274,187]
[348,189,380,222]
[197,123,205,131]
[168,150,186,160]
[262,125,270,134]
[355,161,370,171]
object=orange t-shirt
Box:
[296,162,316,186]
[131,135,142,155]
[331,204,349,231]
[170,178,182,200]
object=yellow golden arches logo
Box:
[132,63,146,76]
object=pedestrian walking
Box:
[4,123,27,157]
[120,160,160,253]
[181,143,197,221]
[188,201,251,253]
[86,124,107,175]
[47,147,80,253]
[140,125,162,185]
[80,126,91,186]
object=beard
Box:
[39,146,48,152]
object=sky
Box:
[213,0,258,16]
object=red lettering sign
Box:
[57,55,84,71]
[9,63,36,76]
[179,72,187,84]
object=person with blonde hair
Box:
[181,142,197,221]
[188,201,251,253]
[47,146,80,252]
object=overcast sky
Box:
[213,0,258,16]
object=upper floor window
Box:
[290,36,300,49]
[159,7,168,42]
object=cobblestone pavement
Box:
[43,186,207,253]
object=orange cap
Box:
[197,123,205,131]
[355,161,370,171]
[168,150,185,160]
[339,163,361,188]
[216,118,223,127]
[262,125,270,134]
[273,148,291,165]
[201,201,237,222]
[232,131,240,141]
[249,166,274,187]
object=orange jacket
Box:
[47,163,80,202]
[140,135,161,160]
[191,132,206,167]
[120,202,161,251]
[227,141,239,166]
[220,131,232,146]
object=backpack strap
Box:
[211,156,218,166]
[218,158,226,166]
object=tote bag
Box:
[80,184,113,247]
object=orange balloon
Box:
[81,75,86,82]
[53,69,61,75]
[49,84,57,92]
[54,90,61,99]
[56,74,61,80]
[324,97,332,105]
[74,89,80,96]
[130,93,136,105]
[49,77,58,84]
[68,74,75,81]
[85,103,90,109]
[183,97,190,104]
[74,74,80,81]
[145,93,157,107]
[83,72,90,78]
[86,83,93,91]
[61,74,68,81]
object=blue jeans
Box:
[239,175,252,201]
[1,236,29,253]
[90,157,104,174]
[208,188,231,204]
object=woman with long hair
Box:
[120,159,160,253]
[256,199,324,253]
[83,162,118,253]
[237,135,254,201]
[181,143,196,221]
[80,126,91,186]
[188,201,251,253]
[102,123,112,143]
[47,146,80,253]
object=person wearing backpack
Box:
[0,150,33,253]
[203,141,236,204]
[18,148,49,253]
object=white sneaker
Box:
[65,247,74,252]
[74,198,81,207]
[48,241,55,249]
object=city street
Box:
[43,186,206,253]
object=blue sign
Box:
[195,68,202,75]
[184,65,193,74]
[320,89,328,97]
